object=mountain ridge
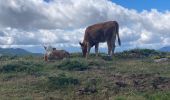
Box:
[159,46,170,52]
[0,48,42,56]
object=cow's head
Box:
[79,42,87,57]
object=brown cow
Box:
[44,46,70,61]
[79,21,121,58]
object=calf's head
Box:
[79,42,87,57]
[43,46,53,56]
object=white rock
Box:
[154,58,168,63]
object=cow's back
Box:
[84,21,117,45]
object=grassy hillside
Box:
[0,49,170,100]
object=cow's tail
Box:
[116,22,121,46]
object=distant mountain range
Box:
[159,46,170,52]
[0,46,169,57]
[0,48,42,56]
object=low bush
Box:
[48,73,79,89]
[57,59,89,71]
[115,49,165,58]
[166,55,170,59]
[70,53,82,58]
[0,55,18,61]
[144,92,170,100]
[0,61,43,74]
[101,55,113,61]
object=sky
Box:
[112,0,170,12]
[0,0,170,53]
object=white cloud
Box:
[0,0,170,50]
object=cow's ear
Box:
[53,48,56,50]
[79,42,83,46]
[44,46,47,50]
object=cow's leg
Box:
[112,43,115,56]
[95,43,99,57]
[107,41,112,56]
[111,35,116,56]
[86,42,91,59]
[44,54,48,61]
[112,39,116,55]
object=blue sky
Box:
[43,0,170,11]
[112,0,170,12]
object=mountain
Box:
[159,46,170,52]
[0,48,42,56]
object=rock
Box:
[154,58,168,63]
[133,80,139,86]
[78,87,97,95]
[115,81,127,88]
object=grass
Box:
[0,50,170,100]
[0,61,44,75]
[47,73,79,89]
[57,59,89,71]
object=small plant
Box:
[166,55,170,59]
[57,59,89,71]
[101,55,113,61]
[115,96,126,100]
[88,60,100,66]
[151,55,162,59]
[70,53,82,58]
[47,73,79,89]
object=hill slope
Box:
[0,53,170,100]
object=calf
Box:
[44,46,70,61]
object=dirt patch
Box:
[77,87,97,95]
[110,73,170,92]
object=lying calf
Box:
[44,46,70,61]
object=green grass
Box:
[143,91,170,100]
[57,59,89,71]
[0,51,170,100]
[47,73,79,89]
[0,61,44,75]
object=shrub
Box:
[115,96,126,100]
[57,59,88,71]
[166,55,170,59]
[0,55,18,61]
[151,56,162,59]
[0,61,43,74]
[101,55,113,61]
[144,92,170,100]
[48,73,79,89]
[70,53,82,58]
[88,60,100,66]
[115,49,164,58]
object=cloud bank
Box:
[0,0,170,50]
